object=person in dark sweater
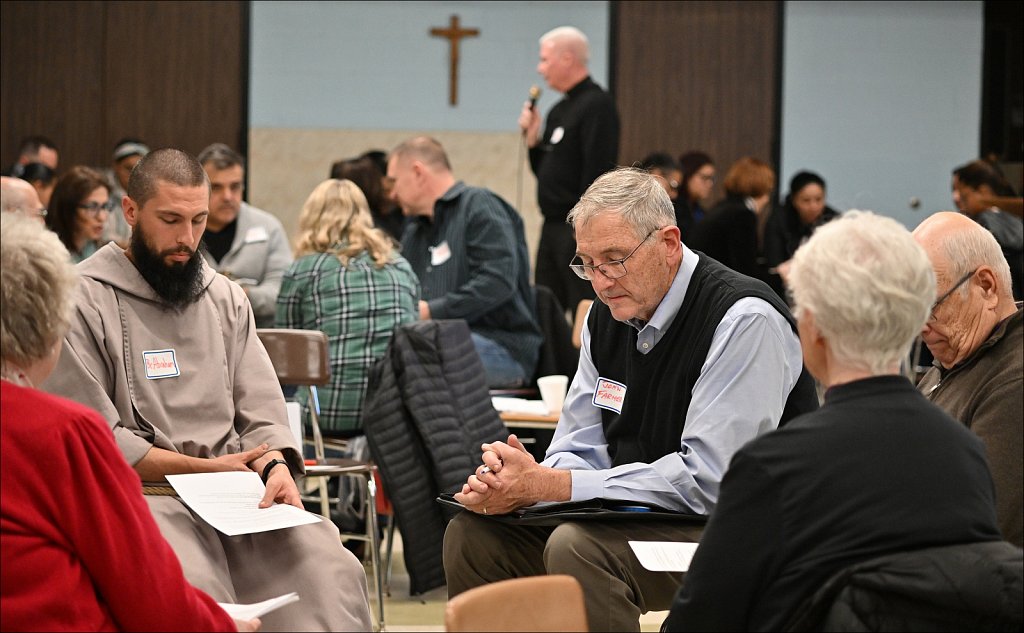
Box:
[664,211,1003,631]
[443,168,817,632]
[762,170,841,299]
[518,25,620,317]
[688,156,775,283]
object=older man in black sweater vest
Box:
[443,168,818,631]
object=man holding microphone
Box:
[518,25,620,316]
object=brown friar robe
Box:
[43,243,371,632]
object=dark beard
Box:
[129,226,206,310]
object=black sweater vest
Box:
[588,253,818,466]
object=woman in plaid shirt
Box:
[276,179,420,438]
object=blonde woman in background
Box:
[276,178,420,440]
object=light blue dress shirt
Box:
[541,245,803,514]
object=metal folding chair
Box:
[256,328,385,631]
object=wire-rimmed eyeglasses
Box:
[928,268,976,322]
[569,228,661,281]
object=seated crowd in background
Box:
[2,127,1021,631]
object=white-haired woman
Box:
[664,211,1005,631]
[0,214,255,631]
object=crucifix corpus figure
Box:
[430,14,479,106]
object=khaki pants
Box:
[444,511,704,632]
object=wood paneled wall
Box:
[1,0,247,174]
[612,0,782,202]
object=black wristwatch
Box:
[260,458,289,484]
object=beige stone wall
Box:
[248,127,543,274]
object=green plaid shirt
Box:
[275,251,420,434]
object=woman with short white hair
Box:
[664,211,1007,631]
[1,213,253,631]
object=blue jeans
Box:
[471,332,528,388]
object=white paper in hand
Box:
[218,592,300,620]
[166,472,320,536]
[628,541,700,572]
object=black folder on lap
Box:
[436,493,708,526]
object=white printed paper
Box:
[166,472,320,536]
[218,592,300,620]
[628,541,700,572]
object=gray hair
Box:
[540,26,590,64]
[0,213,77,368]
[788,210,936,375]
[389,136,452,172]
[938,217,1013,300]
[567,167,676,239]
[197,142,245,171]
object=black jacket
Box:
[785,540,1023,631]
[363,320,507,595]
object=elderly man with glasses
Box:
[443,167,818,632]
[913,211,1023,547]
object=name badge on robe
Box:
[550,126,565,145]
[430,241,452,266]
[593,377,626,413]
[244,226,269,244]
[143,349,180,379]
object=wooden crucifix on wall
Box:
[430,15,479,106]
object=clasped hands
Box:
[454,434,570,515]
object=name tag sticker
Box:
[244,226,269,244]
[143,349,180,379]
[430,241,452,266]
[593,377,626,413]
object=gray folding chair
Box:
[256,328,386,631]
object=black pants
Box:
[535,220,595,318]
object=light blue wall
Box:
[780,1,983,228]
[250,1,610,132]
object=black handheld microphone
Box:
[528,85,542,110]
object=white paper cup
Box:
[537,374,569,413]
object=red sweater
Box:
[0,381,235,631]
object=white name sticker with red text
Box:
[143,349,180,379]
[593,377,627,413]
